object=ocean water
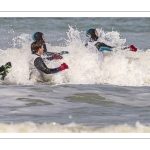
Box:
[0,17,150,133]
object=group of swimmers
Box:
[0,28,137,82]
[29,32,69,82]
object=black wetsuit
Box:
[0,66,6,80]
[34,56,58,74]
[29,54,58,81]
[43,43,47,54]
[85,41,113,50]
[0,62,12,80]
[43,43,59,56]
[94,42,113,50]
[0,66,5,72]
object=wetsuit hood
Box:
[86,28,98,41]
[32,32,43,42]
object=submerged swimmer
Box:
[85,28,113,62]
[85,28,137,62]
[32,32,69,60]
[0,62,12,81]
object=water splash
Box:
[0,26,150,86]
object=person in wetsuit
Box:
[85,28,113,62]
[29,41,68,82]
[0,62,12,80]
[85,28,137,61]
[32,32,67,60]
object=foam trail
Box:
[0,121,149,133]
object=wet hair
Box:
[32,32,43,42]
[86,28,98,41]
[31,41,43,54]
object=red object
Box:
[129,45,137,52]
[53,54,63,59]
[58,63,69,71]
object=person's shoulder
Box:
[35,55,42,60]
[34,56,43,64]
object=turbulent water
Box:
[0,17,150,133]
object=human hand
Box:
[58,63,69,71]
[129,45,137,52]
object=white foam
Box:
[0,121,149,133]
[1,27,150,86]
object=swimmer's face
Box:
[95,30,98,38]
[38,45,44,55]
